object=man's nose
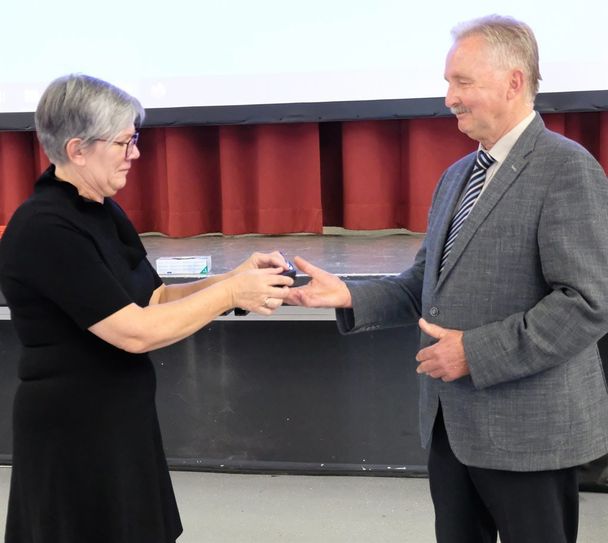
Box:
[445,85,457,109]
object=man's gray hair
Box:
[451,14,542,102]
[35,74,145,164]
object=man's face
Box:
[444,35,514,149]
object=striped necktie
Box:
[439,150,495,274]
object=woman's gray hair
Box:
[35,74,145,164]
[451,14,542,103]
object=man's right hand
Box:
[285,256,352,308]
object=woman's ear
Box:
[64,138,87,166]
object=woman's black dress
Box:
[0,166,183,542]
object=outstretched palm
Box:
[285,256,352,308]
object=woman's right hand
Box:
[226,267,294,315]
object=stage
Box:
[0,231,430,475]
[2,231,606,486]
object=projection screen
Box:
[1,0,606,129]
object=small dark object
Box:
[279,261,296,282]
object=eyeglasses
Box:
[94,131,140,159]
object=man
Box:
[286,15,608,543]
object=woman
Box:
[0,74,293,543]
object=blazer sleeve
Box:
[335,168,451,335]
[464,147,608,389]
[335,242,425,334]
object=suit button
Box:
[429,307,439,317]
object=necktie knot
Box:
[476,149,495,171]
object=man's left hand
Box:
[416,318,469,382]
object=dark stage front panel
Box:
[153,320,426,473]
[0,319,428,474]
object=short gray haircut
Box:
[451,14,542,102]
[35,74,145,164]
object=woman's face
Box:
[80,125,140,199]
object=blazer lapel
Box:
[428,156,476,284]
[435,113,544,289]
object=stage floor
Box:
[0,231,422,310]
[142,230,424,279]
[0,231,423,314]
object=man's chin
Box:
[456,119,472,136]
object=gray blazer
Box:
[337,113,608,471]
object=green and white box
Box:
[156,255,212,276]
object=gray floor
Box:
[1,467,607,542]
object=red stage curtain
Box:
[1,112,607,236]
[119,124,323,235]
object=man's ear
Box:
[507,69,525,100]
[65,138,87,166]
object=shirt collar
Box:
[480,110,536,164]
